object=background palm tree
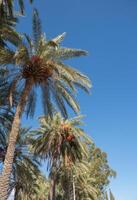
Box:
[0,9,91,199]
[31,113,92,200]
[0,125,41,199]
[30,113,116,200]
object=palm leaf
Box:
[33,8,42,51]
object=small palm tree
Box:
[0,9,91,199]
[31,113,90,166]
[31,113,91,200]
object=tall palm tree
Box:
[31,113,91,200]
[0,125,41,199]
[0,9,91,199]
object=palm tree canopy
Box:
[30,113,91,169]
[0,9,91,118]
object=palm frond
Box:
[25,86,36,118]
[52,32,66,45]
[0,47,15,65]
[33,8,42,51]
[18,0,25,15]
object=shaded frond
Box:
[0,47,15,65]
[33,8,42,51]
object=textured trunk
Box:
[0,79,32,200]
[48,177,56,200]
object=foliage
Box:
[0,0,34,17]
[87,145,116,196]
[31,113,90,168]
[30,113,116,200]
[0,1,117,200]
[0,125,41,199]
[56,145,116,200]
[0,9,91,118]
[0,1,21,48]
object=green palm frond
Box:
[0,25,21,47]
[0,0,34,17]
[0,47,15,65]
[25,86,36,118]
[33,8,42,51]
[54,47,88,60]
[0,124,41,199]
[14,44,30,65]
[52,32,66,45]
[18,0,25,15]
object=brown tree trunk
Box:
[48,177,56,200]
[0,79,33,200]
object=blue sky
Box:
[17,0,137,199]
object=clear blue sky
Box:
[18,0,137,199]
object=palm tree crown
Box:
[31,113,90,168]
[1,9,91,118]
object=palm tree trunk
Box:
[48,177,56,200]
[0,79,33,200]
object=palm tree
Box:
[0,9,91,199]
[31,113,91,200]
[0,101,48,200]
[0,126,41,200]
